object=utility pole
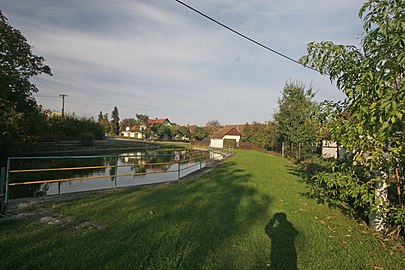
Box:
[59,94,68,118]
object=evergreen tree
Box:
[111,106,120,136]
[98,111,103,122]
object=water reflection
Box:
[9,150,208,199]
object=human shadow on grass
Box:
[265,212,298,270]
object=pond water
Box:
[7,149,210,199]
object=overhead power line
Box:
[174,0,319,72]
[34,95,60,98]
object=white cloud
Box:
[3,0,364,125]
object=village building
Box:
[121,125,144,139]
[147,118,172,127]
[210,126,241,148]
[121,118,172,139]
[321,140,345,159]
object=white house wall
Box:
[210,138,223,148]
[121,131,144,139]
[210,135,240,148]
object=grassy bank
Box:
[0,151,403,269]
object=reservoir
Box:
[7,149,209,199]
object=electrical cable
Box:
[174,0,319,72]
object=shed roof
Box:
[211,127,241,139]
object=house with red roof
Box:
[147,118,172,127]
[121,118,172,139]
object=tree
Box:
[273,81,320,147]
[205,120,222,135]
[192,126,209,140]
[120,118,136,131]
[135,113,149,138]
[242,122,276,150]
[150,123,171,140]
[0,11,52,152]
[300,0,404,233]
[170,125,189,140]
[111,106,120,135]
[98,113,111,135]
[98,111,103,122]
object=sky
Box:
[1,0,365,126]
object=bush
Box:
[47,115,104,141]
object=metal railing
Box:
[0,149,212,213]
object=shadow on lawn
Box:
[49,161,272,269]
[265,213,298,270]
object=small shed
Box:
[210,127,241,148]
[322,140,345,159]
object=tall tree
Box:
[111,106,120,135]
[274,81,320,145]
[98,113,111,135]
[242,122,276,150]
[120,118,136,131]
[300,0,404,232]
[192,126,208,140]
[98,111,103,122]
[0,11,52,152]
[135,113,150,138]
[205,119,222,136]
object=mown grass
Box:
[0,150,404,269]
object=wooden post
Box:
[298,143,301,160]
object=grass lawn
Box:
[0,150,404,269]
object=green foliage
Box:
[308,159,376,219]
[111,110,119,134]
[135,113,150,138]
[111,106,120,136]
[273,81,321,148]
[48,115,104,141]
[120,118,136,131]
[301,0,404,233]
[192,126,209,140]
[151,123,172,140]
[242,122,276,150]
[170,125,190,140]
[205,119,222,136]
[97,112,111,135]
[0,11,52,153]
